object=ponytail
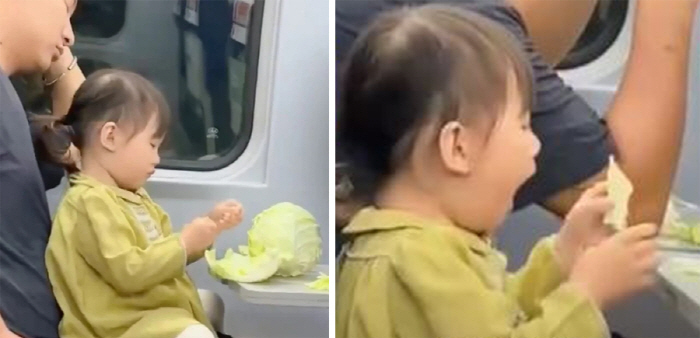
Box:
[28,112,79,173]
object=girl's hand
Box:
[568,223,659,309]
[556,182,614,274]
[181,217,220,255]
[208,200,243,231]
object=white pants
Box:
[176,324,216,338]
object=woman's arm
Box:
[605,0,697,225]
[44,48,85,118]
[522,0,699,225]
[32,48,85,189]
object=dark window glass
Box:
[557,0,628,70]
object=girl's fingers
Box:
[582,182,608,199]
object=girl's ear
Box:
[99,122,119,152]
[438,121,477,175]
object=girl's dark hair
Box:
[30,69,171,171]
[337,4,534,203]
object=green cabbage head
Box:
[247,202,322,276]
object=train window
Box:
[556,0,628,70]
[72,0,127,39]
[11,0,264,172]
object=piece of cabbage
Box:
[605,156,633,231]
[205,248,280,283]
[661,196,700,246]
[666,257,700,277]
[248,202,322,277]
[305,273,329,291]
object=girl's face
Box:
[431,71,539,233]
[465,71,540,230]
[104,114,163,191]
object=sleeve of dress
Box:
[73,190,187,295]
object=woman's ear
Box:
[438,121,475,175]
[99,122,119,152]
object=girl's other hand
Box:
[181,217,220,255]
[568,223,659,309]
[556,182,614,274]
[209,200,243,231]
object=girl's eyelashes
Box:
[150,137,162,149]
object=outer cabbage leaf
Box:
[206,248,279,283]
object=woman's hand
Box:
[60,143,81,169]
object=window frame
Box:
[71,0,266,173]
[556,0,629,70]
[158,0,265,172]
[151,0,280,183]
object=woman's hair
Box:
[30,69,171,170]
[337,4,534,203]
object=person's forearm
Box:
[44,49,85,118]
[606,0,697,225]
